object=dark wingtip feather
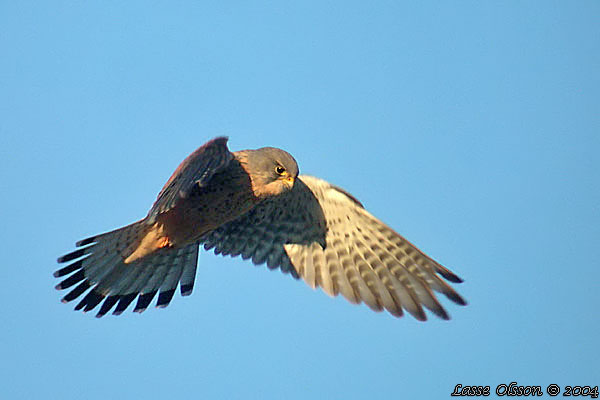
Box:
[76,236,97,247]
[437,268,463,283]
[113,293,137,315]
[180,283,194,296]
[55,270,86,290]
[57,248,88,263]
[74,290,105,312]
[210,136,229,146]
[430,306,450,321]
[133,291,157,313]
[96,295,120,318]
[62,280,91,303]
[447,291,468,306]
[413,311,428,322]
[74,300,85,311]
[53,259,84,278]
[84,298,104,312]
[156,289,175,308]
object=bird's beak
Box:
[286,175,295,186]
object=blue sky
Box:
[1,1,598,399]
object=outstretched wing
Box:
[201,175,466,320]
[147,136,234,222]
[201,177,327,278]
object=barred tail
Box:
[55,221,199,317]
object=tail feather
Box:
[134,291,159,313]
[96,295,119,317]
[62,280,91,303]
[133,244,199,312]
[113,294,138,315]
[55,269,86,290]
[105,261,153,316]
[75,290,104,311]
[133,257,170,313]
[107,261,147,296]
[55,221,200,317]
[157,263,185,308]
[156,289,176,308]
[75,236,97,247]
[157,246,197,307]
[54,259,85,278]
[180,248,199,296]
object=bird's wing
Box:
[147,136,234,222]
[201,175,466,320]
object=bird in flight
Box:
[55,137,466,320]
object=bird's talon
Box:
[158,237,171,248]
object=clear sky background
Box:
[1,1,598,399]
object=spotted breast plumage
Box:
[55,137,466,320]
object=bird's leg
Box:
[157,236,171,248]
[123,222,172,264]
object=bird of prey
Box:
[55,137,466,320]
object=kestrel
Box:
[55,137,466,320]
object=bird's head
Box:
[244,147,299,198]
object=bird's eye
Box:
[275,165,286,175]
